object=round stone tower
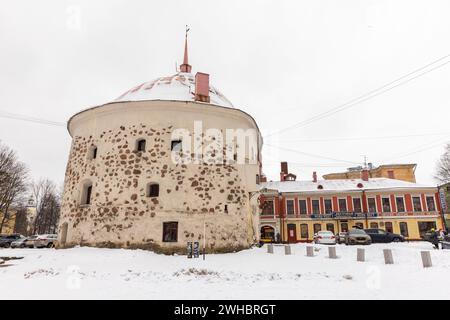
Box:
[58,36,263,253]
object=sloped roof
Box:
[262,178,436,193]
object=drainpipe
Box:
[278,192,284,243]
[363,190,369,229]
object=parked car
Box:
[336,232,348,244]
[23,235,39,248]
[10,236,30,248]
[314,231,336,245]
[364,228,404,243]
[34,234,58,248]
[345,229,372,245]
[0,234,23,248]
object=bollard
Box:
[357,248,365,262]
[383,249,394,264]
[421,251,432,268]
[285,245,291,255]
[328,246,337,259]
[306,246,314,257]
[267,244,273,254]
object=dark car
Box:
[0,234,23,248]
[364,228,404,243]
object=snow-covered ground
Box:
[1,242,449,299]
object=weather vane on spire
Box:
[180,25,192,73]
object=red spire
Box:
[180,26,192,73]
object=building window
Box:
[355,222,364,229]
[387,170,395,179]
[324,199,332,213]
[313,223,321,234]
[224,205,228,213]
[418,221,437,238]
[147,183,160,197]
[385,221,393,233]
[171,139,182,152]
[426,196,436,211]
[162,222,178,242]
[338,199,347,212]
[88,146,98,160]
[396,197,405,212]
[370,222,379,228]
[300,224,309,239]
[326,223,335,233]
[399,222,409,237]
[262,200,274,215]
[412,196,422,212]
[340,222,348,232]
[312,200,320,214]
[256,174,260,185]
[368,198,377,213]
[299,200,307,214]
[286,200,295,215]
[353,198,362,213]
[136,139,146,152]
[81,181,93,205]
[382,197,391,213]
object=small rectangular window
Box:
[413,196,422,212]
[162,222,178,242]
[368,198,377,213]
[396,197,405,212]
[262,200,274,215]
[312,200,320,214]
[299,200,307,214]
[300,224,309,239]
[324,199,333,213]
[148,184,159,197]
[426,196,436,211]
[382,197,391,213]
[338,199,347,212]
[286,200,294,215]
[137,139,146,152]
[353,198,362,213]
[171,140,182,152]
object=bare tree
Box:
[436,143,450,184]
[0,142,29,234]
[32,179,61,234]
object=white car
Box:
[313,231,336,245]
[34,234,58,248]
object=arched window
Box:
[136,139,146,152]
[147,183,159,197]
[81,181,93,205]
[88,145,98,160]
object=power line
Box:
[264,54,450,138]
[264,143,360,165]
[266,132,450,143]
[0,111,65,127]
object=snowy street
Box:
[1,242,449,300]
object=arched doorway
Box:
[260,225,275,243]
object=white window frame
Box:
[395,195,406,213]
[352,196,362,213]
[285,199,295,215]
[381,196,391,213]
[425,194,437,212]
[338,198,347,212]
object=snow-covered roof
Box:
[261,178,437,193]
[113,72,234,108]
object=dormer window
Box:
[317,185,324,190]
[136,139,146,152]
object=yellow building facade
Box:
[322,164,417,183]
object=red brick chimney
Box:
[280,162,288,181]
[195,72,210,103]
[312,171,317,183]
[361,169,369,181]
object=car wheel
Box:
[47,242,54,248]
[393,238,400,242]
[4,243,10,248]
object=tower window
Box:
[162,222,178,242]
[171,140,182,152]
[136,139,146,152]
[81,181,93,205]
[147,183,160,197]
[88,146,98,160]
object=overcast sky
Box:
[1,0,450,187]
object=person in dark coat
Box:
[429,228,440,249]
